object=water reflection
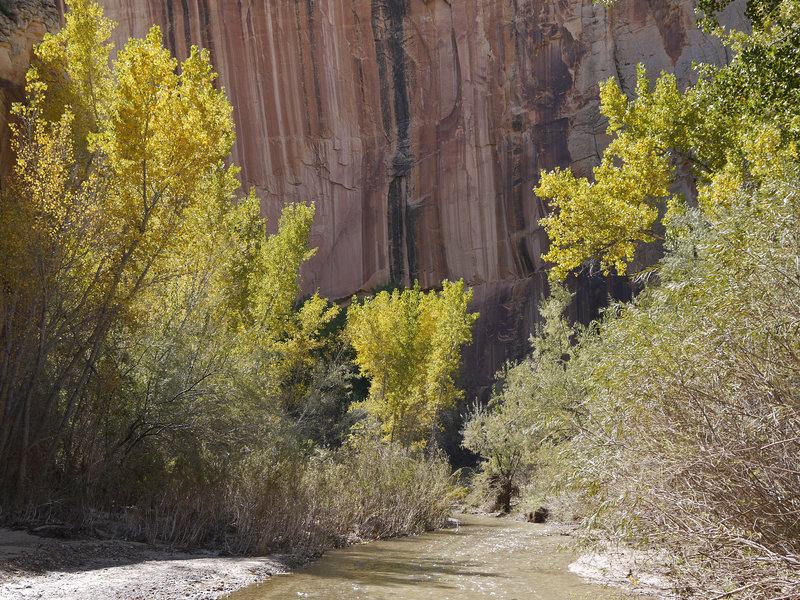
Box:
[226,514,641,600]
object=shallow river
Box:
[226,514,642,600]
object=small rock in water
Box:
[525,506,550,523]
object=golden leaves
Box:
[537,68,688,280]
[346,281,478,448]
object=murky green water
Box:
[226,514,642,600]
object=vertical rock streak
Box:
[372,0,412,285]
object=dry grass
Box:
[112,440,453,557]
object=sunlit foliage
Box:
[346,280,478,448]
[0,0,243,495]
[538,0,800,280]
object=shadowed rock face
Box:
[48,0,743,397]
[0,0,58,184]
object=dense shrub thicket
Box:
[465,1,800,597]
[115,440,454,555]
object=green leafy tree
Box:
[462,285,588,511]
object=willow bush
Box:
[467,174,800,598]
[563,176,800,598]
[118,439,453,556]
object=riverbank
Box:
[1,516,674,600]
[0,527,290,599]
[569,545,674,598]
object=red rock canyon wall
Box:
[48,0,743,396]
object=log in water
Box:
[226,514,644,599]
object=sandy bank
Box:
[569,546,675,598]
[0,527,288,600]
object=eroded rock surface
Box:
[49,0,744,395]
[0,0,57,183]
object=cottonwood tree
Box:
[0,0,330,505]
[537,0,800,280]
[346,280,478,448]
[0,0,234,496]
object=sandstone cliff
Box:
[50,0,743,395]
[0,0,57,184]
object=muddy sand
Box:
[0,527,289,599]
